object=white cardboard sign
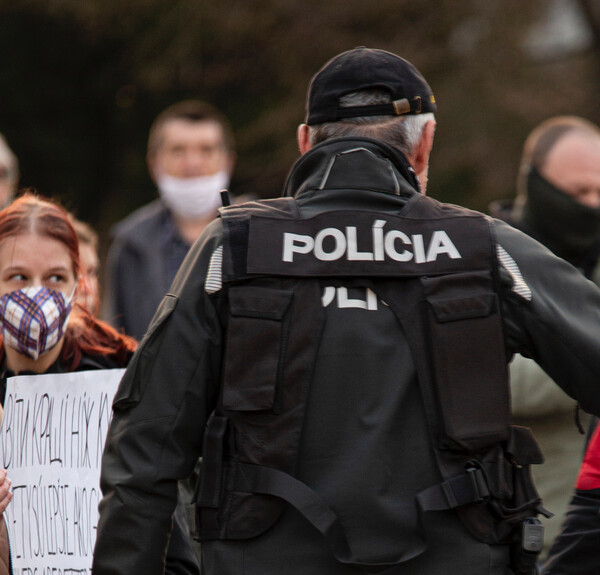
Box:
[0,368,125,575]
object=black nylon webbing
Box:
[234,463,426,569]
[417,467,490,512]
[196,414,228,508]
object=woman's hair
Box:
[0,192,137,369]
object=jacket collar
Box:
[283,137,421,201]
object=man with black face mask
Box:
[489,116,600,559]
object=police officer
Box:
[93,48,600,575]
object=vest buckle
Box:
[465,464,490,504]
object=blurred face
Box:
[0,232,77,298]
[0,166,14,209]
[77,241,99,314]
[542,133,600,209]
[150,119,232,180]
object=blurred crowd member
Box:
[0,193,137,573]
[489,115,600,556]
[0,134,18,208]
[103,100,236,341]
[0,405,12,574]
[69,216,100,315]
[542,421,600,574]
[0,193,201,575]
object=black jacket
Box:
[93,138,600,575]
[102,200,186,341]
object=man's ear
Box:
[147,154,158,184]
[297,124,313,155]
[411,120,436,175]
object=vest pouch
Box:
[453,426,547,545]
[488,426,547,526]
[222,286,293,412]
[423,272,510,452]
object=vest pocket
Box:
[222,286,293,411]
[423,272,510,451]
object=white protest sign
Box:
[0,368,125,575]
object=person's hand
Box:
[0,470,12,514]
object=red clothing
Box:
[576,423,600,490]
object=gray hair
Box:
[308,89,434,157]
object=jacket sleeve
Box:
[495,219,600,417]
[92,220,224,575]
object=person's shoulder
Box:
[488,197,517,225]
[111,198,167,241]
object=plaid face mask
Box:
[0,286,74,361]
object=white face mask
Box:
[157,171,230,220]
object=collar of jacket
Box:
[282,137,421,201]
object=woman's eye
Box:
[47,274,65,284]
[9,273,27,282]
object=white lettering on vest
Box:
[314,228,346,261]
[321,287,379,310]
[283,233,314,262]
[426,230,461,261]
[282,220,462,263]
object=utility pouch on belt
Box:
[510,517,544,575]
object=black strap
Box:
[195,414,229,508]
[417,467,490,512]
[234,463,426,569]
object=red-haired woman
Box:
[0,193,137,573]
[0,192,200,575]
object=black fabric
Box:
[421,272,509,451]
[306,47,436,125]
[196,278,326,541]
[542,493,600,574]
[198,182,546,562]
[233,463,425,569]
[283,137,422,197]
[518,168,600,273]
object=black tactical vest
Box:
[194,194,547,569]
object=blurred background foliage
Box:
[1,0,600,247]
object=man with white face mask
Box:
[103,100,236,341]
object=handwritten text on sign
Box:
[0,369,125,575]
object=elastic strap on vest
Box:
[233,462,426,569]
[196,414,229,508]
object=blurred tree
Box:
[0,0,598,232]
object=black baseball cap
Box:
[305,47,436,126]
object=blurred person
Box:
[103,100,236,341]
[69,216,100,315]
[0,135,18,209]
[0,404,12,575]
[92,48,600,575]
[541,422,600,574]
[0,192,199,575]
[489,116,600,556]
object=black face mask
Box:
[518,167,600,267]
